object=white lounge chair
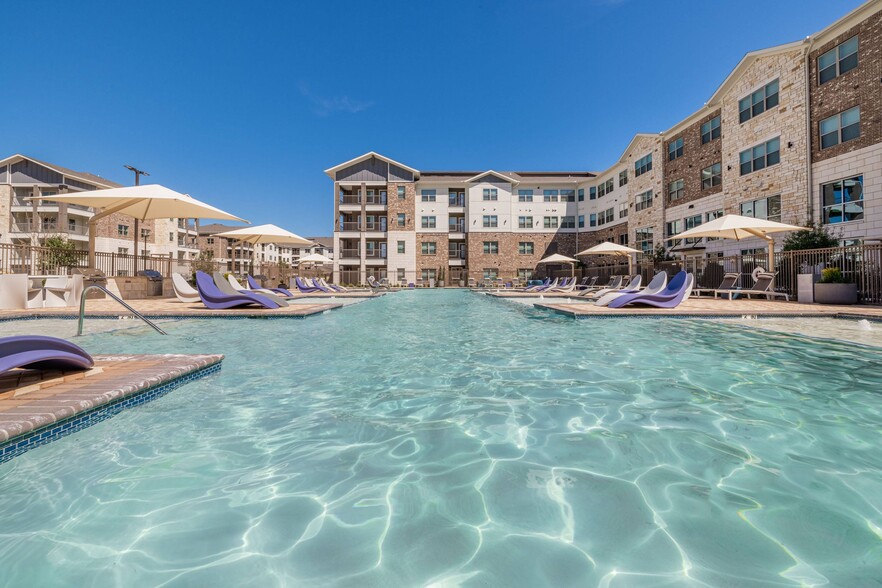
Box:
[715,272,790,301]
[172,273,201,303]
[42,275,83,307]
[586,275,641,301]
[579,275,622,296]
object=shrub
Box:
[819,267,846,283]
[41,236,80,271]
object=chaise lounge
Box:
[0,335,94,376]
[594,272,667,307]
[607,270,694,309]
[714,271,789,301]
[196,271,282,309]
[247,274,295,297]
[172,273,201,303]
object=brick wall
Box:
[809,11,882,163]
[387,182,415,231]
[416,232,449,275]
[663,109,723,208]
[621,135,665,252]
[466,231,577,280]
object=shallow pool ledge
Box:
[0,353,223,463]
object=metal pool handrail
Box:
[77,285,167,336]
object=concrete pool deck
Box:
[528,297,882,319]
[0,354,223,459]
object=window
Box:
[421,189,436,202]
[701,163,722,189]
[483,188,498,201]
[518,216,533,229]
[543,216,558,229]
[619,170,628,187]
[517,268,534,281]
[117,224,129,236]
[668,137,684,161]
[590,213,597,227]
[705,209,724,241]
[117,247,129,255]
[618,234,629,246]
[666,219,683,238]
[578,188,584,201]
[397,268,406,282]
[483,241,499,254]
[820,106,860,149]
[449,189,465,206]
[422,269,437,281]
[684,214,702,244]
[578,215,585,228]
[397,213,406,227]
[207,237,214,245]
[561,216,575,228]
[597,207,614,226]
[518,242,534,255]
[618,203,628,219]
[739,79,779,123]
[518,189,533,202]
[635,227,654,255]
[482,215,498,228]
[421,242,437,255]
[543,190,559,202]
[668,179,685,201]
[398,186,406,199]
[421,216,436,228]
[140,228,150,239]
[819,36,858,84]
[635,190,653,212]
[589,187,597,200]
[598,179,614,197]
[482,268,498,281]
[635,153,653,177]
[561,189,576,202]
[397,241,405,254]
[822,175,863,224]
[701,116,721,144]
[739,137,780,175]
[169,232,174,242]
[740,195,781,222]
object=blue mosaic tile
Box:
[0,363,221,464]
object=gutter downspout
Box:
[804,38,815,224]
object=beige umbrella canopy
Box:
[30,184,248,267]
[298,253,332,265]
[670,214,806,273]
[214,224,313,275]
[537,253,579,277]
[577,242,641,274]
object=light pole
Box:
[124,165,149,273]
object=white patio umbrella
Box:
[537,253,579,277]
[576,242,641,274]
[669,214,806,273]
[29,184,248,268]
[298,253,332,265]
[214,224,313,275]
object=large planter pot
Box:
[814,282,858,305]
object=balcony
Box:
[340,194,388,206]
[448,248,466,260]
[448,195,466,208]
[341,248,361,259]
[365,249,386,259]
[11,221,58,233]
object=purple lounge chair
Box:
[523,278,551,292]
[247,274,294,297]
[195,271,281,309]
[608,271,694,309]
[0,335,94,376]
[294,276,322,293]
[308,278,333,293]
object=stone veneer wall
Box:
[720,49,808,227]
[0,185,11,242]
[386,182,415,232]
[809,10,882,164]
[415,232,450,277]
[622,136,665,252]
[663,109,723,208]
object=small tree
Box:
[277,260,292,286]
[649,243,674,265]
[191,249,216,279]
[41,235,80,272]
[782,222,840,251]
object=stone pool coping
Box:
[0,354,223,462]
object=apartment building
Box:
[328,0,882,286]
[1,154,201,272]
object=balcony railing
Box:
[365,249,386,259]
[341,222,360,231]
[340,194,388,205]
[341,222,387,231]
[341,248,360,258]
[448,223,465,233]
[448,195,465,207]
[11,222,59,233]
[448,248,466,259]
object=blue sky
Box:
[3,0,864,236]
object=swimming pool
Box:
[1,290,881,586]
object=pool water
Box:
[1,290,882,586]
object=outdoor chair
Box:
[247,274,294,297]
[608,271,694,309]
[197,271,282,309]
[579,275,622,296]
[172,273,201,303]
[715,272,789,301]
[0,335,94,376]
[595,272,667,307]
[693,272,739,297]
[585,275,641,300]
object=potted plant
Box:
[814,267,857,305]
[437,267,445,288]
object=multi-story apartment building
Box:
[1,154,202,273]
[328,0,882,286]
